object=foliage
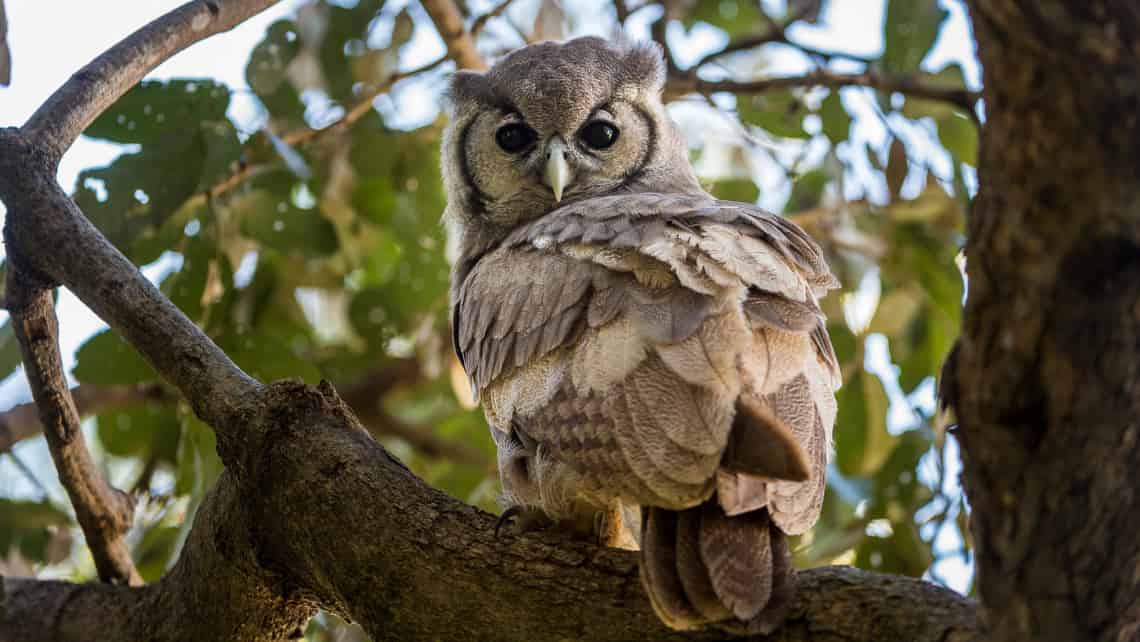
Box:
[0,0,977,635]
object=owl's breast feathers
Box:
[453,192,840,526]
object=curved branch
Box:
[5,274,140,586]
[0,129,259,449]
[22,0,281,163]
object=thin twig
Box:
[198,54,448,204]
[6,270,141,585]
[671,69,980,113]
[470,0,520,37]
[420,0,486,71]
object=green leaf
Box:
[819,91,851,145]
[234,189,339,257]
[784,169,830,213]
[246,20,303,122]
[97,404,181,462]
[937,111,977,166]
[175,413,223,498]
[73,329,158,385]
[685,0,762,36]
[834,368,893,476]
[881,0,948,74]
[75,121,240,259]
[86,79,230,145]
[224,332,322,383]
[348,287,398,347]
[709,178,759,203]
[886,138,908,199]
[134,525,182,582]
[0,498,71,563]
[739,91,811,139]
[900,64,966,122]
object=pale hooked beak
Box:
[543,138,572,202]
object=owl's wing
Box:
[454,192,840,514]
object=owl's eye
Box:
[495,124,537,153]
[580,121,620,149]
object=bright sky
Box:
[0,0,977,591]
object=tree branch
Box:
[420,0,486,71]
[5,272,141,586]
[23,0,280,163]
[668,69,980,112]
[1,382,978,641]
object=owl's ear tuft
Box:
[446,71,491,112]
[621,41,667,94]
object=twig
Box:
[671,69,980,113]
[22,0,282,163]
[5,270,141,585]
[197,54,448,204]
[420,0,486,71]
[470,0,520,37]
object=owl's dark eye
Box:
[495,124,537,153]
[580,121,619,149]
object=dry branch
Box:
[5,274,141,585]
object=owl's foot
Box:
[494,505,553,538]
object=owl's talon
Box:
[495,506,523,538]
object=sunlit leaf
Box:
[73,329,158,385]
[881,0,948,74]
[739,91,811,139]
[819,91,851,145]
[86,79,230,145]
[835,368,893,476]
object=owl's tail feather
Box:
[640,502,794,634]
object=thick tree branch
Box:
[420,0,486,71]
[22,0,280,163]
[1,382,977,641]
[5,274,141,586]
[951,2,1140,642]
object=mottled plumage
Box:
[442,36,840,633]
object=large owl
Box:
[442,37,840,634]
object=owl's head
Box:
[441,37,701,257]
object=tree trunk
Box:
[953,2,1140,641]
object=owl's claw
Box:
[495,506,523,538]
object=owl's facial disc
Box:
[543,138,573,202]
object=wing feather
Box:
[455,192,840,524]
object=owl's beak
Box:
[543,139,572,202]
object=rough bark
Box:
[951,2,1140,641]
[6,276,141,585]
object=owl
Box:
[442,37,840,634]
